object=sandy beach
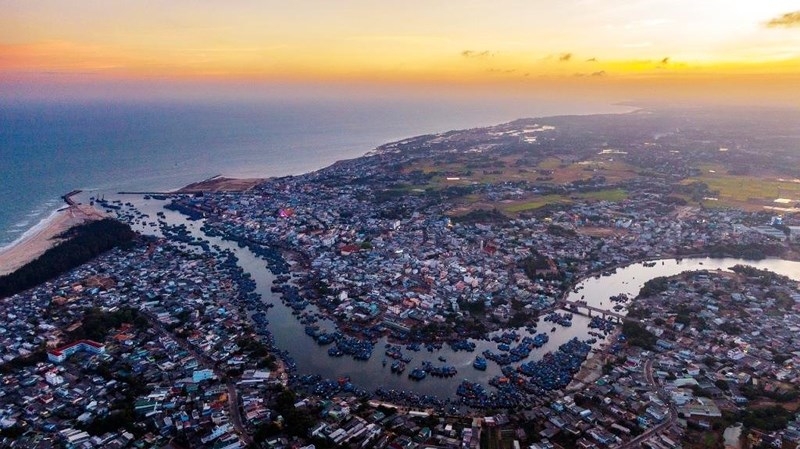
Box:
[0,204,106,276]
[0,175,257,277]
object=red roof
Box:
[340,244,361,254]
[48,339,104,356]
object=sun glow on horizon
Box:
[2,0,800,103]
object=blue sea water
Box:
[0,96,631,248]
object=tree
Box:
[0,218,136,298]
[637,277,669,299]
[621,320,657,350]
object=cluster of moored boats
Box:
[419,361,458,378]
[449,339,477,352]
[135,199,620,413]
[516,338,592,391]
[374,387,450,411]
[588,316,616,334]
[384,344,413,362]
[273,283,309,313]
[454,337,594,409]
[481,333,549,366]
[295,374,370,400]
[325,336,374,360]
[544,311,573,327]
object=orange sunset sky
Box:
[2,0,799,104]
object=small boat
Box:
[408,368,427,381]
[390,360,406,373]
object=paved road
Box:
[618,358,678,448]
[144,312,253,446]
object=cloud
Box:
[461,50,493,59]
[559,53,572,62]
[574,71,607,78]
[486,68,516,74]
[766,11,800,27]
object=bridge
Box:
[561,300,626,322]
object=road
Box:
[144,312,253,446]
[561,300,626,321]
[618,359,678,448]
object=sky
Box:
[2,0,800,104]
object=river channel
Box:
[111,194,800,399]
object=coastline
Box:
[0,203,106,276]
[176,176,265,193]
[0,175,261,278]
[0,175,260,278]
[0,100,638,255]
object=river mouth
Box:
[105,193,800,402]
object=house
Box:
[47,340,106,363]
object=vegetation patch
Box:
[621,320,657,349]
[683,169,800,208]
[450,208,509,225]
[576,188,628,202]
[739,405,793,432]
[0,219,136,299]
[502,195,571,213]
[68,307,149,342]
[637,276,670,299]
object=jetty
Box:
[117,191,176,196]
[61,189,82,206]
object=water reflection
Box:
[116,195,800,397]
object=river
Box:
[109,194,800,399]
[565,258,800,310]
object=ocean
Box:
[0,96,632,248]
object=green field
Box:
[501,188,629,214]
[502,195,569,213]
[684,168,800,209]
[577,188,628,202]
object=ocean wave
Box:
[0,207,63,253]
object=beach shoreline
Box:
[0,172,262,277]
[0,203,106,276]
[0,174,263,278]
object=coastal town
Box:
[2,108,800,448]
